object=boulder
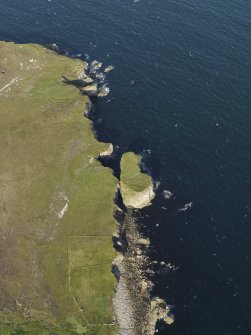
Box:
[98,86,110,97]
[104,65,114,73]
[47,43,59,52]
[141,280,148,295]
[138,238,150,247]
[90,60,102,71]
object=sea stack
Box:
[120,152,155,209]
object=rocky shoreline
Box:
[0,41,173,335]
[80,59,174,334]
[112,200,174,335]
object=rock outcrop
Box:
[111,152,174,335]
[112,205,174,335]
[120,184,155,209]
[143,298,174,334]
[81,75,94,84]
[99,143,114,159]
[80,83,98,96]
[104,65,115,73]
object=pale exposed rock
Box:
[138,237,150,247]
[112,205,175,335]
[143,298,174,335]
[83,62,89,70]
[104,65,114,73]
[136,249,142,256]
[80,83,98,96]
[98,85,110,97]
[121,184,155,209]
[141,280,149,295]
[47,43,59,52]
[82,75,94,84]
[113,255,136,335]
[57,200,69,219]
[162,189,174,199]
[99,143,113,158]
[0,76,20,94]
[163,313,175,325]
[90,60,102,71]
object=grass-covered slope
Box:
[120,152,155,208]
[0,42,117,335]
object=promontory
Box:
[0,41,173,335]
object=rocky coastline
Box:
[0,40,173,334]
[83,96,174,334]
[0,40,174,335]
[111,193,174,335]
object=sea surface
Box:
[0,0,251,334]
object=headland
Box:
[0,41,173,335]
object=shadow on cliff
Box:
[61,76,89,89]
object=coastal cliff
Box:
[0,41,117,335]
[0,41,173,335]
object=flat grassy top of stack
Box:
[120,152,151,192]
[120,152,155,208]
[0,42,117,335]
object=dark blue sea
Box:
[1,0,251,334]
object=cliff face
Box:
[0,42,117,335]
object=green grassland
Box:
[0,42,117,334]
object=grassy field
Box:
[0,42,117,334]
